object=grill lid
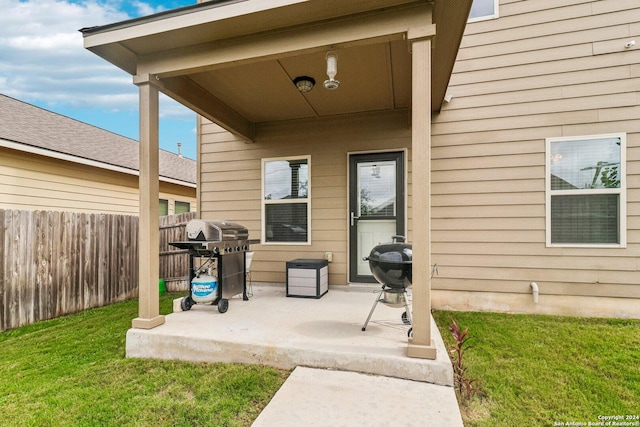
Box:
[367,243,412,264]
[366,236,412,288]
[367,235,412,265]
[186,219,249,241]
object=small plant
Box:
[448,317,478,401]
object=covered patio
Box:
[128,285,453,384]
[126,284,465,423]
[81,0,472,363]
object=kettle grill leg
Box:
[362,286,385,331]
[402,290,412,326]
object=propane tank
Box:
[191,274,218,304]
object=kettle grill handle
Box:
[392,235,406,243]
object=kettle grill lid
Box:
[368,241,412,264]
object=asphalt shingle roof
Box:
[0,94,196,185]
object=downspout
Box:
[530,282,539,304]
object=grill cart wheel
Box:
[218,298,229,314]
[181,296,194,311]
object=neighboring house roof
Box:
[550,175,578,190]
[0,93,196,187]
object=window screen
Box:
[547,135,625,246]
[551,194,619,244]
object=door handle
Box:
[350,212,360,226]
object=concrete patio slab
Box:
[126,285,453,386]
[252,366,464,427]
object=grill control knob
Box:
[235,246,241,252]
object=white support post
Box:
[132,76,165,329]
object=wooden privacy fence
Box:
[0,209,139,331]
[0,209,195,331]
[159,211,196,291]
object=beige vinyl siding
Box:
[199,111,411,285]
[1,147,195,215]
[431,0,640,308]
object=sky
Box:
[0,0,198,159]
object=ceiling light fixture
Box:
[323,51,340,90]
[293,76,315,93]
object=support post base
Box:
[407,339,437,359]
[132,315,165,329]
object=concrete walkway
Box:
[252,366,464,426]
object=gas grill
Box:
[170,220,258,314]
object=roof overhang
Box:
[82,0,471,142]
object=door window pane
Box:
[358,161,396,217]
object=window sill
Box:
[262,241,311,246]
[546,243,627,249]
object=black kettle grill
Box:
[361,235,413,336]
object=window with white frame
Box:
[468,0,499,22]
[546,134,626,247]
[262,156,310,244]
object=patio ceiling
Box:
[81,0,471,141]
[186,40,411,123]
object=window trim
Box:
[261,155,311,245]
[468,0,499,23]
[545,133,627,248]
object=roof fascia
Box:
[81,0,308,47]
[137,4,430,78]
[431,0,472,112]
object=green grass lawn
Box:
[0,293,289,427]
[2,295,638,426]
[433,311,640,426]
